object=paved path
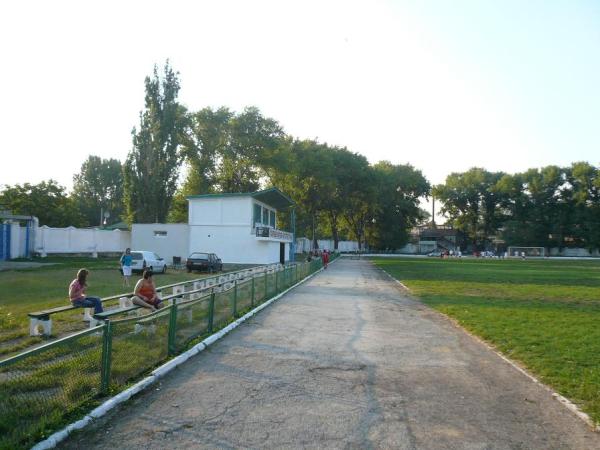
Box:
[61,259,600,449]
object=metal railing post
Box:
[100,321,113,395]
[275,269,279,292]
[232,280,238,317]
[208,288,215,333]
[251,276,255,307]
[168,299,178,356]
[264,272,268,299]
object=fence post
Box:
[100,320,113,395]
[168,299,178,356]
[264,272,268,299]
[251,276,255,307]
[208,288,215,333]
[275,269,279,292]
[232,280,238,317]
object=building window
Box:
[269,210,276,228]
[154,231,167,237]
[262,207,269,225]
[253,204,262,226]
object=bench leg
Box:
[88,318,102,329]
[30,318,52,337]
[133,323,156,334]
[83,308,94,321]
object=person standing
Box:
[69,269,103,314]
[120,248,133,287]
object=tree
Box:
[0,180,84,227]
[72,155,123,226]
[216,106,286,192]
[370,161,430,250]
[124,61,186,223]
[434,168,504,248]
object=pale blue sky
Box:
[0,0,599,190]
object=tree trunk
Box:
[329,211,339,250]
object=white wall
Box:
[10,224,25,258]
[189,197,251,226]
[317,240,360,252]
[35,226,131,255]
[131,223,189,264]
[188,224,286,264]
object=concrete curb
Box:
[376,264,600,433]
[31,263,329,450]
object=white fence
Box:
[295,238,360,253]
[35,226,131,256]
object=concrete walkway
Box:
[60,259,600,449]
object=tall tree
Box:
[434,168,504,248]
[72,155,123,226]
[0,180,84,227]
[124,62,186,223]
[216,106,286,192]
[370,161,430,250]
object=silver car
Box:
[130,250,167,274]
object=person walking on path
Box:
[131,270,163,311]
[68,268,103,314]
[322,249,330,269]
[120,247,133,287]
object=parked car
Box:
[186,252,223,273]
[129,250,168,274]
[427,250,443,257]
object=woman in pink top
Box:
[69,268,103,314]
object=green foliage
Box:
[72,155,124,226]
[433,168,505,247]
[370,161,430,250]
[435,163,600,250]
[0,180,84,227]
[124,61,186,223]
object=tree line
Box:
[0,62,429,251]
[434,164,600,250]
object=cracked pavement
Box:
[60,258,600,449]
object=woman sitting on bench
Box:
[69,268,104,314]
[132,270,163,311]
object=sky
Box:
[1,0,599,192]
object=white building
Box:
[132,188,295,265]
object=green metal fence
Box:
[0,255,336,450]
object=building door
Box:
[279,243,285,265]
[0,224,10,261]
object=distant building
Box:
[418,225,462,253]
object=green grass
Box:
[0,257,240,357]
[372,256,600,424]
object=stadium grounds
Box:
[373,256,600,424]
[0,257,226,358]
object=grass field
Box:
[372,256,600,424]
[0,257,232,357]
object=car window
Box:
[190,253,209,260]
[131,252,143,260]
[154,253,161,260]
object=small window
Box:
[154,230,167,237]
[269,210,276,227]
[262,207,269,225]
[253,204,262,226]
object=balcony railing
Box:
[255,226,293,242]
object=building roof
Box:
[187,187,295,210]
[103,221,130,231]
